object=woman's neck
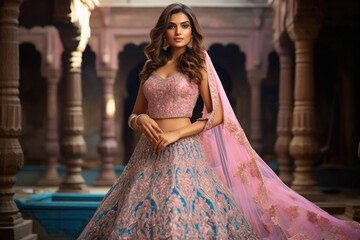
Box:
[170,46,186,60]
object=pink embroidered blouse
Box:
[143,71,199,119]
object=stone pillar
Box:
[93,67,118,186]
[287,21,323,201]
[248,69,266,154]
[274,35,294,186]
[38,68,61,186]
[0,0,37,239]
[57,25,88,193]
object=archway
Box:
[19,43,46,166]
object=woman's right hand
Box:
[137,114,163,143]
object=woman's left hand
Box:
[152,131,180,152]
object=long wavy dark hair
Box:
[139,3,205,84]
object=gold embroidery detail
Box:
[234,162,250,184]
[269,205,280,225]
[289,233,309,240]
[284,205,300,221]
[248,159,261,179]
[254,183,270,209]
[223,117,248,145]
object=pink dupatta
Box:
[199,51,360,240]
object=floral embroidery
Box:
[307,211,333,231]
[254,183,270,209]
[234,162,250,184]
[284,205,300,221]
[248,158,261,179]
[307,211,317,224]
[289,233,309,240]
[224,117,248,145]
[269,205,280,225]
[78,135,261,239]
[143,72,199,119]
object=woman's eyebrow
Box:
[168,21,190,25]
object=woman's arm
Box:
[131,80,163,142]
[152,68,223,152]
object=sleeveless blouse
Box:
[143,71,199,119]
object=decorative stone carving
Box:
[93,67,118,186]
[274,34,294,186]
[38,67,62,186]
[0,0,37,239]
[286,0,324,201]
[247,69,266,154]
[0,0,24,226]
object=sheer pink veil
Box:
[199,51,360,239]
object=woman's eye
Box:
[167,25,175,29]
[182,24,190,28]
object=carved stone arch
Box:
[19,27,46,72]
[19,26,63,75]
[203,31,251,66]
[19,42,47,165]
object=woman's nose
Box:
[175,26,181,35]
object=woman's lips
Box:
[174,38,184,42]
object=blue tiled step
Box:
[15,193,105,239]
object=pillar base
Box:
[92,178,116,187]
[0,219,37,240]
[37,177,61,187]
[57,184,89,193]
[93,169,116,186]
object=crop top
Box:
[142,71,199,119]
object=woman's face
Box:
[164,12,192,49]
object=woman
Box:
[78,3,360,239]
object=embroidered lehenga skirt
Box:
[78,134,261,239]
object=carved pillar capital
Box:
[287,22,320,43]
[97,66,117,85]
[274,33,294,57]
[285,0,322,41]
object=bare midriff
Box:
[154,117,191,132]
